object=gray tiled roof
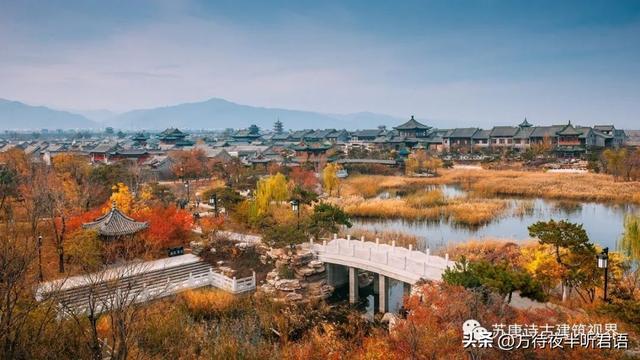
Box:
[394,116,431,130]
[530,126,565,138]
[490,126,519,137]
[472,130,491,139]
[83,206,148,237]
[513,127,535,139]
[447,128,479,138]
[352,129,384,138]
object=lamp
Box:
[597,247,609,302]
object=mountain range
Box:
[0,97,402,131]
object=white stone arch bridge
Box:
[310,236,451,313]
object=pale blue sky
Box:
[1,0,639,128]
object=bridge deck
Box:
[312,238,450,284]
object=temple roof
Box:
[394,116,431,131]
[557,122,582,136]
[519,118,533,128]
[83,204,148,237]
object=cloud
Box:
[0,1,639,128]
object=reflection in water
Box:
[551,200,583,215]
[355,186,639,252]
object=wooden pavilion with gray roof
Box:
[83,204,148,241]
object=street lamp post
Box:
[290,199,300,229]
[597,247,609,302]
[209,194,218,216]
[184,182,190,206]
[37,235,43,282]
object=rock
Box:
[235,243,249,250]
[274,279,302,291]
[292,251,313,265]
[218,266,236,277]
[295,267,316,277]
[209,247,216,254]
[309,260,323,268]
[216,260,225,266]
[284,292,303,302]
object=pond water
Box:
[355,185,638,252]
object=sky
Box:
[1,0,639,128]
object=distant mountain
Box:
[0,99,97,130]
[71,109,118,123]
[108,97,402,131]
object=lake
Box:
[355,185,638,252]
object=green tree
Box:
[307,203,352,240]
[263,223,306,250]
[443,257,546,303]
[290,185,318,206]
[528,220,597,302]
[202,187,243,213]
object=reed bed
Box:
[465,170,640,204]
[443,199,509,226]
[341,169,640,204]
[405,189,446,208]
[334,195,509,226]
[512,200,536,217]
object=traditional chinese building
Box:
[393,116,432,138]
[83,204,148,241]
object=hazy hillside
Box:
[0,99,97,130]
[109,98,401,130]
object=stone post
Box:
[378,274,388,313]
[349,267,358,304]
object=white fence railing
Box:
[37,256,256,315]
[310,236,451,283]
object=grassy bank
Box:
[331,193,510,226]
[340,169,640,204]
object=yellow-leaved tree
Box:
[322,163,340,196]
[107,182,134,214]
[254,173,289,215]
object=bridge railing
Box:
[310,235,451,281]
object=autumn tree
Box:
[322,163,340,196]
[134,205,193,250]
[602,148,627,181]
[255,173,289,216]
[108,182,134,214]
[170,148,210,180]
[289,167,318,191]
[528,220,597,302]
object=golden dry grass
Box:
[180,289,239,320]
[332,195,509,226]
[405,189,446,208]
[443,200,509,226]
[341,169,640,204]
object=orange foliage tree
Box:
[134,205,193,249]
[289,167,318,191]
